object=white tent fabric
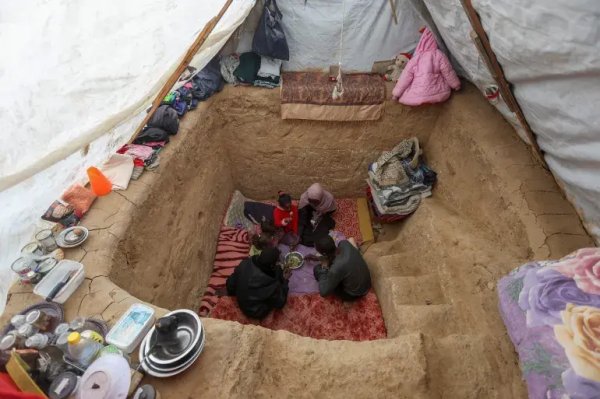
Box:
[421,0,600,243]
[232,0,424,72]
[0,0,255,314]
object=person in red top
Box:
[273,191,298,235]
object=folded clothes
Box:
[257,56,282,80]
[221,54,240,85]
[100,154,134,190]
[254,75,280,89]
[117,144,155,161]
[367,179,421,216]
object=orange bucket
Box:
[87,167,112,196]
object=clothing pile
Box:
[228,52,282,89]
[367,137,437,221]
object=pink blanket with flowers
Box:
[498,248,600,398]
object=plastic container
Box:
[87,167,112,196]
[106,303,155,354]
[48,371,80,399]
[67,332,103,367]
[25,333,49,349]
[33,260,85,304]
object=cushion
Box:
[223,191,255,232]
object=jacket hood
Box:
[415,28,438,54]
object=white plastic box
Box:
[33,260,85,304]
[106,303,155,354]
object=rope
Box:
[332,0,346,99]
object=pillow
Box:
[61,184,97,213]
[223,191,255,232]
[42,200,75,222]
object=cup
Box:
[25,333,49,349]
[36,229,58,253]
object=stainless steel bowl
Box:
[142,309,203,365]
[284,252,304,269]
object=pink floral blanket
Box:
[498,248,600,398]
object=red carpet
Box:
[210,290,387,341]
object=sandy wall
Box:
[110,110,235,310]
[211,84,442,199]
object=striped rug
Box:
[199,227,250,317]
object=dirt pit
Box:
[0,82,589,398]
[105,82,594,397]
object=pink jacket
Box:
[392,28,460,106]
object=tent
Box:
[1,0,599,314]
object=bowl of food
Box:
[284,252,304,270]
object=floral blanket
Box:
[498,248,600,398]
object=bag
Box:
[148,105,179,135]
[133,127,169,145]
[252,0,289,61]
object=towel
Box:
[258,56,282,79]
[100,154,134,191]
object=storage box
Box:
[33,260,85,304]
[106,303,155,354]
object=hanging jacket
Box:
[147,105,179,135]
[392,28,460,106]
[226,256,289,319]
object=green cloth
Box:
[249,245,262,257]
[234,52,261,84]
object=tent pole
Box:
[128,0,234,144]
[460,0,548,169]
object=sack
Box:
[252,0,289,61]
[148,105,179,135]
[133,127,169,145]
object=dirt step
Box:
[378,274,446,306]
[373,251,440,278]
[384,304,460,338]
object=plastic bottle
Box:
[67,332,103,367]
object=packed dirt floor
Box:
[1,82,594,398]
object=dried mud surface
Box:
[1,83,593,399]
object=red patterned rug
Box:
[210,290,387,341]
[333,198,362,245]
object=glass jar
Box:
[35,229,58,253]
[10,314,27,329]
[25,333,49,349]
[25,309,52,330]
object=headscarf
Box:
[299,183,336,213]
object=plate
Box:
[56,227,89,248]
[140,332,205,377]
[284,252,304,269]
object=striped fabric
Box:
[199,227,250,317]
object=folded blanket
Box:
[100,154,134,191]
[367,179,421,216]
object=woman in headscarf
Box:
[297,183,337,247]
[298,183,337,214]
[225,247,292,319]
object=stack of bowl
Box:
[139,310,205,378]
